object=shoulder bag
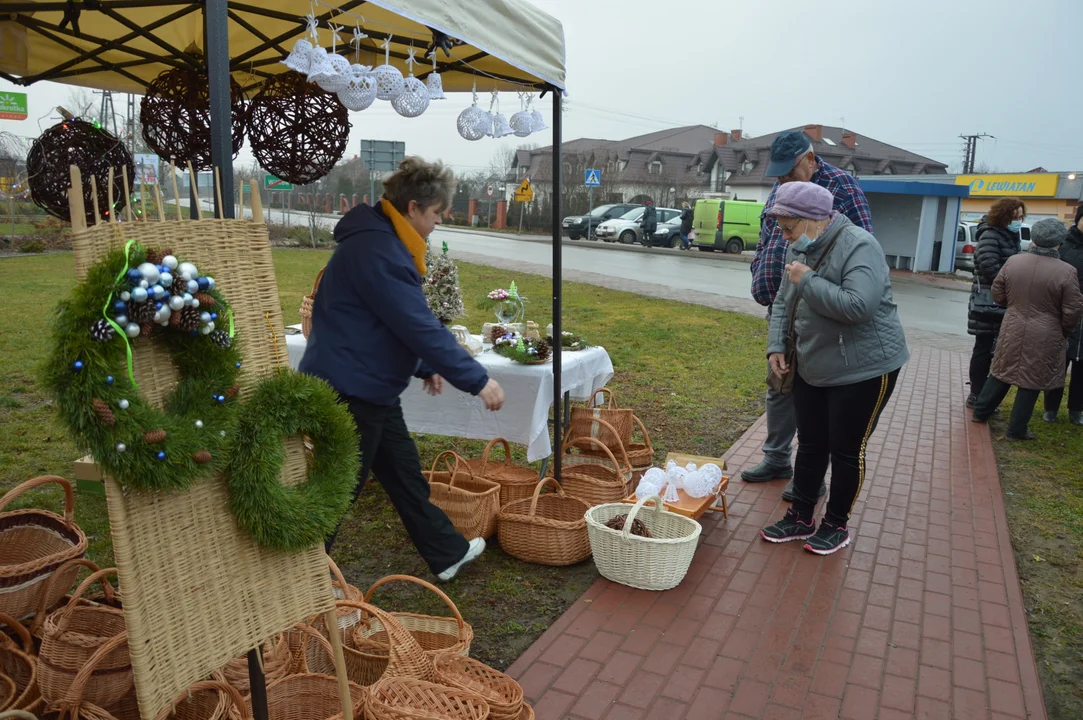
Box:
[968,274,1004,319]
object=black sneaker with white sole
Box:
[803,520,850,555]
[761,509,816,543]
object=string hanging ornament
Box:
[489,90,514,138]
[311,22,351,92]
[282,12,320,74]
[426,53,445,100]
[337,26,377,111]
[456,82,490,141]
[529,93,548,133]
[372,37,405,101]
[391,47,431,118]
[509,91,534,138]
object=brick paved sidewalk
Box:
[507,346,1046,720]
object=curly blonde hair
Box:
[382,156,456,214]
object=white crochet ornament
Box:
[426,55,445,100]
[509,92,533,137]
[314,53,350,93]
[372,38,405,101]
[530,97,548,133]
[456,88,490,141]
[391,48,430,118]
[492,113,514,138]
[337,64,377,111]
[635,467,667,500]
[283,14,319,74]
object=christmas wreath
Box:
[42,242,241,492]
[491,329,551,365]
[547,331,591,351]
[224,370,359,552]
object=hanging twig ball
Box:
[26,118,134,224]
[139,68,247,171]
[248,71,351,186]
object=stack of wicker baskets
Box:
[565,387,655,484]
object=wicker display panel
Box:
[496,479,591,566]
[68,166,336,720]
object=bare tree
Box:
[62,88,97,119]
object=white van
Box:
[955,222,1031,273]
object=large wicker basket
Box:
[586,495,702,591]
[299,267,325,339]
[0,476,88,622]
[432,652,523,720]
[353,575,473,658]
[29,558,119,640]
[553,435,633,507]
[465,439,539,507]
[496,479,591,566]
[245,674,364,720]
[0,613,40,711]
[41,630,130,720]
[424,453,501,540]
[567,388,634,452]
[154,679,245,720]
[363,676,489,720]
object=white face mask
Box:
[790,220,817,253]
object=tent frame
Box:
[3,0,566,714]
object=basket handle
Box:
[588,388,618,409]
[622,494,663,540]
[631,414,653,448]
[428,450,466,477]
[0,711,39,720]
[363,575,466,635]
[0,613,35,654]
[479,438,513,467]
[333,599,434,682]
[31,557,112,634]
[562,417,632,471]
[0,475,77,527]
[528,477,565,517]
[55,567,120,632]
[310,267,326,296]
[61,630,128,710]
[562,435,626,472]
[155,680,249,720]
[327,556,360,600]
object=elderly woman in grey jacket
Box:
[760,182,910,555]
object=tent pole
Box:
[551,88,563,481]
[205,0,233,220]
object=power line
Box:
[959,133,994,173]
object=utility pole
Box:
[95,91,118,137]
[959,133,994,174]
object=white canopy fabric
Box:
[0,0,566,93]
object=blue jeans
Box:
[680,231,691,249]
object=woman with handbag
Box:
[759,182,909,555]
[966,197,1026,407]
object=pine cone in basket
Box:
[89,318,115,343]
[140,322,155,338]
[172,275,189,296]
[209,330,232,349]
[91,398,116,426]
[604,514,652,538]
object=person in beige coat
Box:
[972,218,1083,439]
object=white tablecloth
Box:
[284,326,614,461]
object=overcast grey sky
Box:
[2,0,1080,177]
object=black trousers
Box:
[790,370,900,527]
[1044,357,1083,414]
[325,396,468,575]
[968,333,998,396]
[973,379,1040,437]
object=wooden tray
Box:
[620,452,729,520]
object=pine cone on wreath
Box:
[143,429,167,444]
[128,300,155,324]
[169,311,183,328]
[172,276,189,296]
[209,330,232,349]
[225,384,240,400]
[91,398,116,426]
[145,248,162,265]
[89,318,116,343]
[193,292,216,308]
[140,322,155,339]
[178,307,201,332]
[489,325,507,345]
[533,339,551,362]
[192,450,212,464]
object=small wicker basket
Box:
[299,267,325,339]
[465,439,539,507]
[354,575,473,658]
[432,652,524,720]
[0,613,40,711]
[424,452,501,540]
[245,674,365,720]
[567,388,633,451]
[554,435,633,507]
[586,495,702,591]
[496,479,591,566]
[364,676,489,720]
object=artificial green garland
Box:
[491,330,551,365]
[225,370,359,552]
[41,243,242,492]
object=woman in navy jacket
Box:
[300,157,505,581]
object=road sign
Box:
[514,178,533,202]
[134,154,159,189]
[486,183,495,197]
[584,169,601,187]
[359,140,406,172]
[0,92,27,120]
[264,174,294,191]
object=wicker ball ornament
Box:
[27,118,134,224]
[139,68,247,171]
[248,71,351,186]
[392,76,431,118]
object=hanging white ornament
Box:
[391,48,430,118]
[337,64,377,111]
[510,91,533,137]
[529,94,548,132]
[313,23,350,92]
[486,89,513,137]
[372,37,405,101]
[283,12,320,73]
[425,54,445,100]
[456,85,489,141]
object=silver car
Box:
[596,207,681,244]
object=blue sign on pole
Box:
[584,169,601,187]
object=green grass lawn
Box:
[0,249,768,669]
[986,394,1083,719]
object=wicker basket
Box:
[553,435,633,507]
[42,630,129,720]
[38,568,131,709]
[0,476,89,622]
[299,267,325,339]
[0,614,40,711]
[353,575,473,659]
[567,388,633,451]
[465,439,539,507]
[218,634,291,696]
[424,453,501,540]
[29,558,119,639]
[246,674,364,720]
[432,652,523,720]
[586,495,702,591]
[497,479,591,566]
[517,703,534,720]
[154,679,245,720]
[363,677,489,720]
[625,415,655,481]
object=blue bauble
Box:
[131,287,148,303]
[155,301,163,310]
[160,272,173,287]
[126,269,142,284]
[157,451,167,460]
[115,315,128,327]
[211,313,218,321]
[235,362,241,368]
[206,277,216,290]
[197,277,210,291]
[105,375,115,384]
[216,395,225,403]
[73,360,84,371]
[113,300,128,314]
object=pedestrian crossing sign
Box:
[515,178,534,202]
[584,169,601,187]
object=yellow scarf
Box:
[381,198,427,276]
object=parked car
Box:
[647,218,683,248]
[692,199,765,254]
[955,221,1032,273]
[596,207,680,244]
[561,203,641,240]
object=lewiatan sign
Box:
[955,174,1059,197]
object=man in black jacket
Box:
[1043,204,1083,425]
[679,202,694,250]
[640,201,657,243]
[967,198,1026,406]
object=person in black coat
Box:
[967,197,1026,406]
[641,200,657,243]
[679,202,694,250]
[1043,204,1083,425]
